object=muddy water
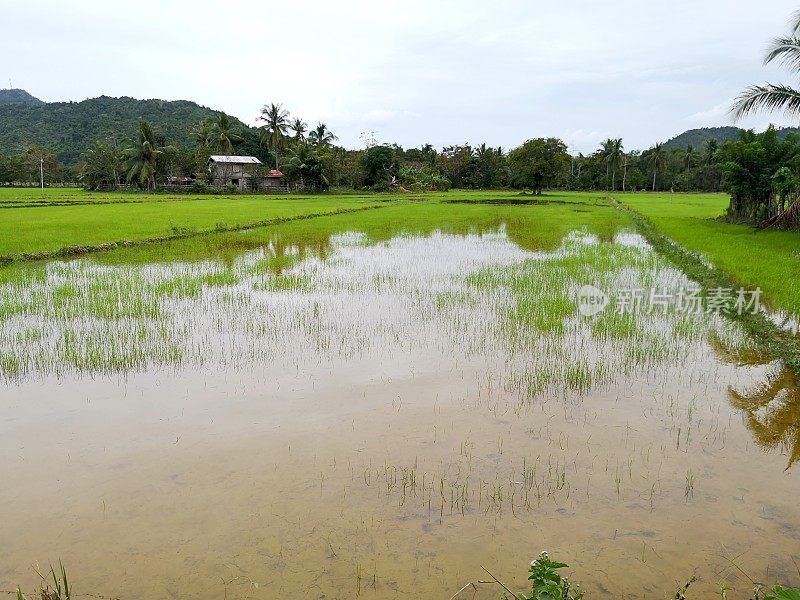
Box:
[1,226,798,599]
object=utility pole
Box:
[40,157,44,190]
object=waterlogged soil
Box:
[1,218,799,599]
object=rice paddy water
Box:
[1,208,798,598]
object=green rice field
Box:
[1,189,798,599]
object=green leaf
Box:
[765,585,800,600]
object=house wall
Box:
[258,178,289,192]
[210,163,251,190]
[208,162,288,192]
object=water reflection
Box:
[3,221,800,599]
[730,367,800,470]
[710,331,800,470]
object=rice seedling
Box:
[684,468,695,500]
[2,197,796,600]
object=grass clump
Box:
[254,273,311,292]
[589,308,638,340]
[249,250,302,275]
[510,294,574,335]
[16,560,71,600]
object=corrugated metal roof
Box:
[267,169,284,177]
[209,155,262,164]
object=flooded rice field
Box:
[1,212,798,599]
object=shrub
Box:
[511,552,583,600]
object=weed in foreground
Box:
[15,560,71,600]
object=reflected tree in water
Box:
[710,331,800,470]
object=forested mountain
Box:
[0,93,252,163]
[663,126,800,150]
[0,88,43,106]
[3,88,800,201]
[662,127,742,150]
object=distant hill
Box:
[663,126,800,150]
[0,93,253,164]
[0,88,43,106]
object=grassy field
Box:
[618,192,800,315]
[0,188,610,259]
[3,188,800,599]
[0,191,388,258]
[2,187,798,317]
[0,187,392,206]
[91,196,629,266]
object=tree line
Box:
[727,8,800,228]
[0,111,742,195]
[1,103,799,227]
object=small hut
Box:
[262,169,287,191]
[208,155,262,190]
[207,156,288,192]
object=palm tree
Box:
[647,143,666,191]
[289,117,308,142]
[703,139,718,166]
[208,113,242,155]
[79,141,121,190]
[710,331,800,471]
[284,143,327,191]
[308,122,338,147]
[622,152,632,192]
[122,121,163,190]
[192,119,214,148]
[732,10,800,120]
[601,138,624,191]
[599,139,612,188]
[420,143,437,166]
[700,139,721,191]
[683,144,696,189]
[259,103,290,168]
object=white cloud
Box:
[562,130,611,156]
[363,109,400,124]
[686,100,735,126]
[2,0,799,151]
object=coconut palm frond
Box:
[209,113,242,155]
[289,117,308,141]
[764,35,800,70]
[731,83,800,121]
[308,123,338,147]
[791,8,800,35]
[258,102,291,167]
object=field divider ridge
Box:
[0,204,389,266]
[610,194,800,371]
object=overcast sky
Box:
[2,1,799,153]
